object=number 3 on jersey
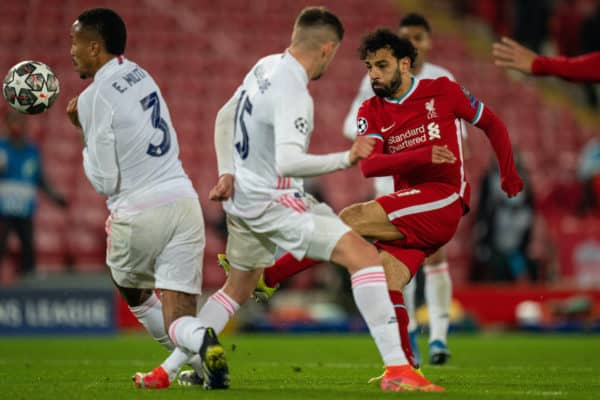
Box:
[140,91,171,157]
[234,90,252,160]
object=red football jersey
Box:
[356,77,487,207]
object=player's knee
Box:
[332,231,380,273]
[339,203,368,234]
[117,286,153,308]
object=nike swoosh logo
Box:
[381,123,396,133]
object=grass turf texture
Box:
[0,333,598,399]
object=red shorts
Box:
[374,183,463,276]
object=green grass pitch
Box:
[0,333,598,399]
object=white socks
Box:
[128,292,203,381]
[351,267,407,366]
[402,277,418,333]
[156,290,241,381]
[197,290,240,334]
[424,262,452,344]
[128,292,174,350]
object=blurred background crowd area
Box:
[0,0,598,304]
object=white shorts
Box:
[226,193,351,271]
[106,197,205,294]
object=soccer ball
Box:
[3,60,59,114]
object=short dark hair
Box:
[398,12,431,33]
[77,8,127,55]
[295,6,344,42]
[358,28,417,65]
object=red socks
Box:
[263,253,319,288]
[388,290,419,369]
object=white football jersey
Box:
[343,62,466,196]
[223,52,315,218]
[77,57,196,214]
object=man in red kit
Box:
[493,36,600,82]
[221,29,523,383]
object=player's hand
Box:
[492,37,538,74]
[431,145,456,164]
[209,173,234,201]
[501,175,524,198]
[66,96,81,128]
[349,136,375,165]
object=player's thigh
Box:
[303,202,353,262]
[339,200,403,241]
[329,230,380,274]
[225,214,277,270]
[155,198,206,295]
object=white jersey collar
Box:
[94,55,126,82]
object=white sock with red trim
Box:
[351,266,407,366]
[197,290,240,334]
[424,261,452,344]
[168,316,207,354]
[128,292,174,350]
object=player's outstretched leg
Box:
[217,254,278,302]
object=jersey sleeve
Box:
[343,74,374,140]
[79,91,119,196]
[532,52,600,82]
[273,88,313,149]
[356,100,384,147]
[445,79,523,197]
[443,79,485,125]
[214,86,242,176]
[274,86,350,177]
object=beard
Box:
[371,69,402,98]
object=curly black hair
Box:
[358,28,417,66]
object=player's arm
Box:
[451,80,523,197]
[274,92,373,177]
[355,102,455,178]
[209,89,239,201]
[531,52,600,82]
[359,140,455,178]
[342,74,374,140]
[493,37,600,82]
[79,93,120,196]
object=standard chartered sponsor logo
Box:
[387,122,443,153]
[388,124,426,152]
[388,124,425,144]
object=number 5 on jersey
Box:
[140,91,171,157]
[234,90,252,160]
